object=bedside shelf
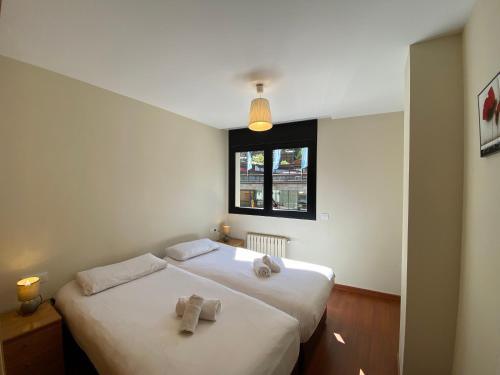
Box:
[217,238,245,248]
[0,302,64,375]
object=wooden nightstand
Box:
[218,237,245,248]
[0,302,64,375]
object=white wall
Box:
[0,55,227,313]
[453,0,500,373]
[229,113,404,295]
[399,56,411,375]
[401,34,463,375]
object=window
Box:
[272,147,308,212]
[229,120,317,220]
[235,150,264,209]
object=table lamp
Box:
[222,225,231,242]
[17,276,42,315]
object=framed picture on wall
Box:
[478,72,500,157]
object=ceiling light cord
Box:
[256,83,264,96]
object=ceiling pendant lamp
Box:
[248,83,272,132]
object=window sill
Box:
[228,207,316,221]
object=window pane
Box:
[235,151,264,209]
[272,147,308,212]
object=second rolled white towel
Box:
[263,255,281,273]
[253,258,271,278]
[180,294,204,334]
[176,297,221,321]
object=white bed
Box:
[55,264,300,375]
[166,243,335,342]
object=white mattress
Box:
[55,265,299,375]
[167,244,335,342]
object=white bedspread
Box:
[55,265,299,375]
[167,244,335,342]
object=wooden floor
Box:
[304,288,400,375]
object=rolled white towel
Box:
[263,255,281,273]
[176,297,221,321]
[180,294,204,334]
[253,258,271,278]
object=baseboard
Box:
[335,283,401,302]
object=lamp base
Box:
[18,296,42,316]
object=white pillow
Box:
[165,238,219,261]
[76,253,167,296]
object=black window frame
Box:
[228,119,317,220]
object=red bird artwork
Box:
[483,87,497,122]
[478,74,500,157]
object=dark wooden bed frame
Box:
[292,308,327,374]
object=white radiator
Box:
[246,233,288,258]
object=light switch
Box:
[319,213,330,221]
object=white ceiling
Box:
[0,0,475,129]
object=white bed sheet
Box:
[55,265,299,375]
[167,244,335,342]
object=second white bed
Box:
[166,243,335,342]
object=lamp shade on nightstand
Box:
[222,225,231,236]
[17,276,42,315]
[17,277,40,302]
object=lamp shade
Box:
[17,277,40,302]
[248,98,272,132]
[222,225,231,236]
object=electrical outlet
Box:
[24,272,49,283]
